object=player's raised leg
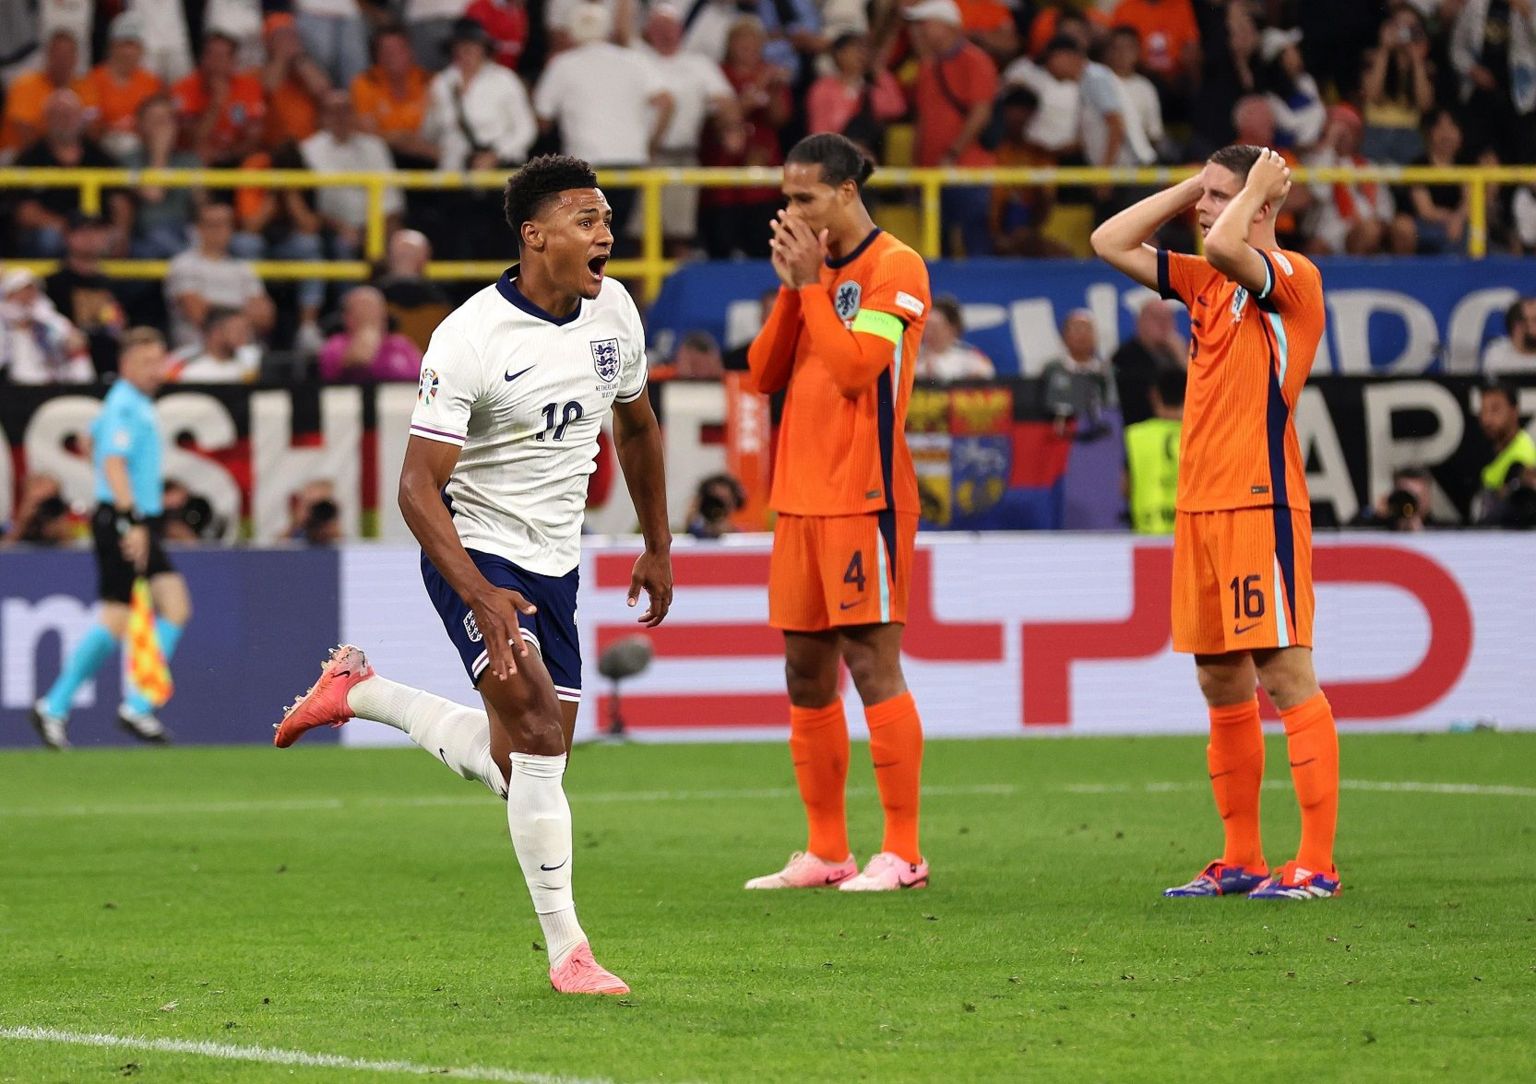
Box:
[746,630,858,889]
[1249,645,1340,900]
[838,622,928,892]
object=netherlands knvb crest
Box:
[835,281,861,320]
[463,612,483,643]
[591,338,621,383]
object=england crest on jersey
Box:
[591,338,621,383]
[835,281,861,320]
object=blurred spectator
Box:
[1258,27,1325,151]
[1395,109,1470,255]
[46,214,129,377]
[205,0,268,67]
[261,14,331,150]
[229,142,327,351]
[1112,299,1185,427]
[1104,27,1166,165]
[652,329,725,380]
[1295,0,1379,102]
[1189,0,1260,156]
[161,479,223,543]
[170,307,262,383]
[678,0,823,83]
[1230,95,1310,243]
[165,202,274,349]
[1004,36,1086,160]
[1025,3,1105,57]
[121,95,204,258]
[1351,465,1439,531]
[909,0,998,256]
[173,30,266,166]
[318,286,425,383]
[423,17,536,172]
[0,29,97,159]
[686,472,746,539]
[1306,104,1398,256]
[1451,0,1536,164]
[958,0,1019,66]
[466,0,530,70]
[989,87,1069,258]
[294,0,371,89]
[1041,309,1115,440]
[133,0,196,82]
[1482,297,1536,375]
[404,0,474,71]
[639,3,739,254]
[1474,379,1536,524]
[534,4,673,242]
[288,480,343,544]
[699,17,793,260]
[374,229,453,350]
[302,92,405,256]
[1110,0,1199,104]
[806,32,904,155]
[0,268,93,385]
[352,26,438,168]
[916,295,995,382]
[12,91,122,258]
[2,473,76,546]
[1361,6,1436,165]
[1123,364,1184,535]
[85,14,165,159]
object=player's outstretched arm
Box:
[1204,147,1291,296]
[1090,174,1204,290]
[612,394,674,627]
[398,435,537,680]
[746,287,802,395]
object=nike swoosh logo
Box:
[839,601,862,610]
[873,761,899,769]
[1209,769,1234,780]
[825,874,847,885]
[539,857,569,872]
[505,367,534,382]
[1289,758,1317,768]
[1233,622,1262,635]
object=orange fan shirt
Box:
[85,66,163,136]
[1157,247,1326,513]
[350,66,430,138]
[756,229,931,517]
[1,71,98,151]
[172,71,266,156]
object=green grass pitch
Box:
[2,733,1534,1082]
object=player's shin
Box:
[1280,692,1339,872]
[506,752,587,967]
[347,676,506,798]
[1207,699,1266,871]
[788,701,851,861]
[43,624,119,718]
[865,692,924,864]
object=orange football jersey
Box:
[764,229,931,517]
[1158,248,1326,512]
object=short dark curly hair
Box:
[503,155,600,247]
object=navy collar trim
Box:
[496,267,583,326]
[826,228,881,270]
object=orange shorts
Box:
[1172,506,1314,655]
[768,512,917,632]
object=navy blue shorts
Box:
[420,549,582,702]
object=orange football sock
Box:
[1280,692,1339,872]
[1207,699,1266,871]
[788,701,850,862]
[865,691,924,864]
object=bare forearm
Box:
[616,420,672,551]
[399,471,488,603]
[1093,175,1201,254]
[1205,186,1268,266]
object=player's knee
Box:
[1196,665,1254,707]
[846,656,902,706]
[518,712,567,757]
[784,661,837,707]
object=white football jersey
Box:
[408,270,648,576]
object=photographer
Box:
[2,473,75,546]
[686,472,746,540]
[1351,466,1438,531]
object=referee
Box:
[32,328,191,749]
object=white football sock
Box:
[507,752,586,967]
[346,676,506,799]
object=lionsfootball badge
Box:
[591,338,621,383]
[418,367,439,404]
[835,281,861,319]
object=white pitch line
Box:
[0,778,1528,820]
[0,1026,611,1084]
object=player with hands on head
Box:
[274,155,672,993]
[1092,145,1342,901]
[744,133,935,893]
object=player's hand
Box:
[627,548,673,627]
[1246,147,1291,207]
[470,586,538,681]
[120,524,150,572]
[769,210,828,289]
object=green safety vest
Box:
[1125,417,1181,535]
[1482,430,1536,491]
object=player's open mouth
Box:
[588,254,608,280]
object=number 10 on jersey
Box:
[537,401,584,441]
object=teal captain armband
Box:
[850,309,905,346]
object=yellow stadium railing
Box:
[2,165,1533,300]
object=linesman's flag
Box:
[128,578,173,707]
